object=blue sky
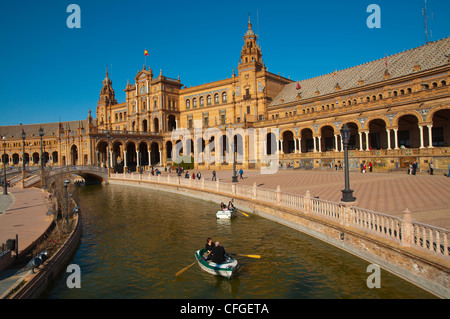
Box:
[0,0,449,126]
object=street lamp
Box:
[232,136,238,183]
[2,136,7,195]
[39,127,45,187]
[340,124,356,202]
[64,178,70,233]
[21,130,26,188]
[177,141,182,177]
[106,131,111,175]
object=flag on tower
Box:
[296,81,301,90]
[144,49,149,56]
[332,69,337,77]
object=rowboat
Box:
[195,248,239,279]
[216,208,237,219]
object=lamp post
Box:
[340,124,356,202]
[39,127,45,187]
[232,136,238,182]
[2,136,7,195]
[106,131,111,176]
[177,141,182,177]
[64,178,70,233]
[21,130,26,188]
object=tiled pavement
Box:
[168,168,450,229]
[0,186,52,254]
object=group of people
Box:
[408,162,418,175]
[205,238,227,264]
[184,171,202,180]
[220,201,235,211]
[360,162,373,173]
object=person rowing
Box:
[210,241,227,264]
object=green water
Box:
[42,184,436,299]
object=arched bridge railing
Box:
[23,165,108,187]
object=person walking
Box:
[448,163,450,177]
[238,168,243,179]
[429,161,434,175]
[212,170,216,181]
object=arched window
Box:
[200,96,204,107]
[222,92,227,103]
[207,95,212,105]
[193,98,197,108]
[186,99,190,109]
[214,93,219,104]
[393,91,398,96]
[441,80,447,86]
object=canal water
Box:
[42,184,436,299]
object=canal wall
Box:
[6,208,82,299]
[110,173,450,299]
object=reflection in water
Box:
[42,184,435,299]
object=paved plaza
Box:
[0,186,52,254]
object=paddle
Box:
[230,199,249,218]
[230,253,261,259]
[237,210,249,218]
[175,251,211,277]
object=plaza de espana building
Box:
[1,20,450,175]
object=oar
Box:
[237,210,249,218]
[175,251,211,277]
[230,253,261,259]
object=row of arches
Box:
[1,151,58,166]
[278,109,450,154]
[96,140,162,172]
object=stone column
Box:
[313,136,317,153]
[359,132,363,151]
[393,128,399,149]
[334,134,339,151]
[294,138,297,153]
[340,135,344,152]
[365,131,369,151]
[123,150,127,169]
[298,138,302,154]
[427,125,433,148]
[136,150,140,168]
[386,129,391,150]
[419,126,425,148]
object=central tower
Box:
[238,16,263,70]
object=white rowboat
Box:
[216,208,237,219]
[195,249,239,279]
